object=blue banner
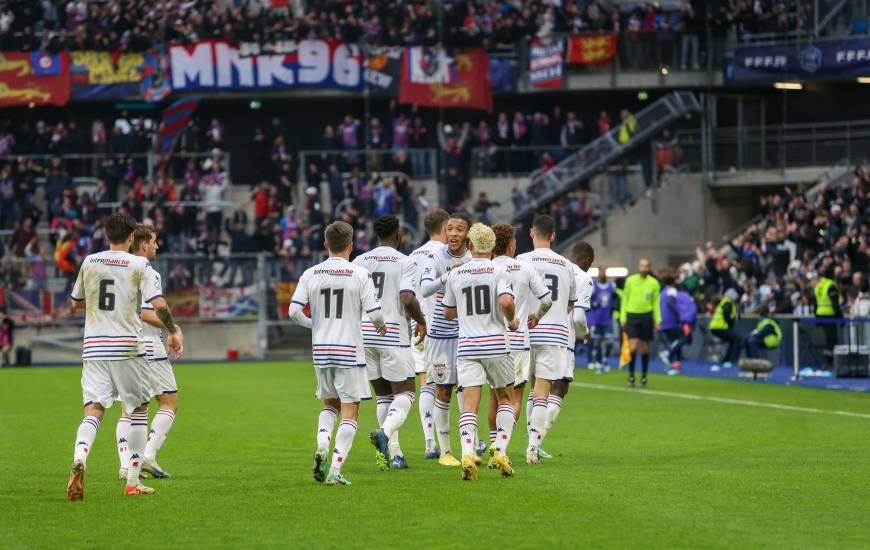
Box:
[489,57,517,94]
[728,38,870,82]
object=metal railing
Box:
[297,148,439,181]
[676,119,870,173]
[511,91,702,222]
[0,150,231,183]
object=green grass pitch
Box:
[1,361,869,549]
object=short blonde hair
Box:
[468,223,495,255]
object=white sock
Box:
[144,409,176,461]
[376,395,393,427]
[434,398,452,455]
[527,398,548,449]
[330,419,357,475]
[458,412,477,459]
[526,393,534,437]
[127,411,148,486]
[317,406,338,449]
[73,415,100,464]
[383,391,414,437]
[116,416,131,468]
[545,395,563,433]
[419,385,436,449]
[495,403,515,454]
[489,430,497,443]
[455,391,464,413]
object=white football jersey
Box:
[352,246,416,348]
[70,250,162,361]
[567,263,594,350]
[442,258,513,359]
[290,256,380,368]
[140,271,168,361]
[409,240,443,321]
[492,255,550,352]
[420,244,472,339]
[516,248,578,348]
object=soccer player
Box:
[67,213,181,500]
[516,215,577,465]
[409,209,450,458]
[116,224,184,480]
[419,212,472,467]
[546,242,594,440]
[356,215,427,470]
[442,223,517,480]
[620,258,661,387]
[488,223,552,448]
[588,267,617,372]
[288,221,387,486]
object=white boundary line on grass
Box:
[572,382,870,419]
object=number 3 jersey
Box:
[70,250,163,361]
[352,246,417,348]
[516,248,578,348]
[290,256,381,368]
[442,258,514,359]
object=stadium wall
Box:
[17,321,260,364]
[576,172,753,269]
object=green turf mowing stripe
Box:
[573,381,870,419]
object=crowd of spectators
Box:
[0,0,821,58]
[669,165,870,316]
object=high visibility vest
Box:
[814,277,837,316]
[757,318,782,349]
[710,297,735,330]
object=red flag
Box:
[0,52,71,107]
[566,33,619,65]
[0,52,72,107]
[399,47,492,112]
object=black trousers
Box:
[711,328,742,363]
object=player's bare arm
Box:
[500,294,518,331]
[151,297,183,359]
[527,295,553,330]
[400,290,427,345]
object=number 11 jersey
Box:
[290,256,381,368]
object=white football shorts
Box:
[365,346,415,383]
[511,349,531,386]
[81,358,151,415]
[424,337,457,386]
[529,344,562,382]
[143,359,178,397]
[314,366,371,403]
[457,355,514,390]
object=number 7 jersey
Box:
[70,250,163,361]
[352,246,417,348]
[290,256,381,368]
[516,248,578,348]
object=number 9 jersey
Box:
[352,246,417,349]
[290,256,381,369]
[70,250,163,361]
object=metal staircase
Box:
[512,91,703,222]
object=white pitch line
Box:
[572,381,870,419]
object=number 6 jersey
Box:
[442,258,514,359]
[352,246,417,349]
[290,256,381,368]
[70,250,163,361]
